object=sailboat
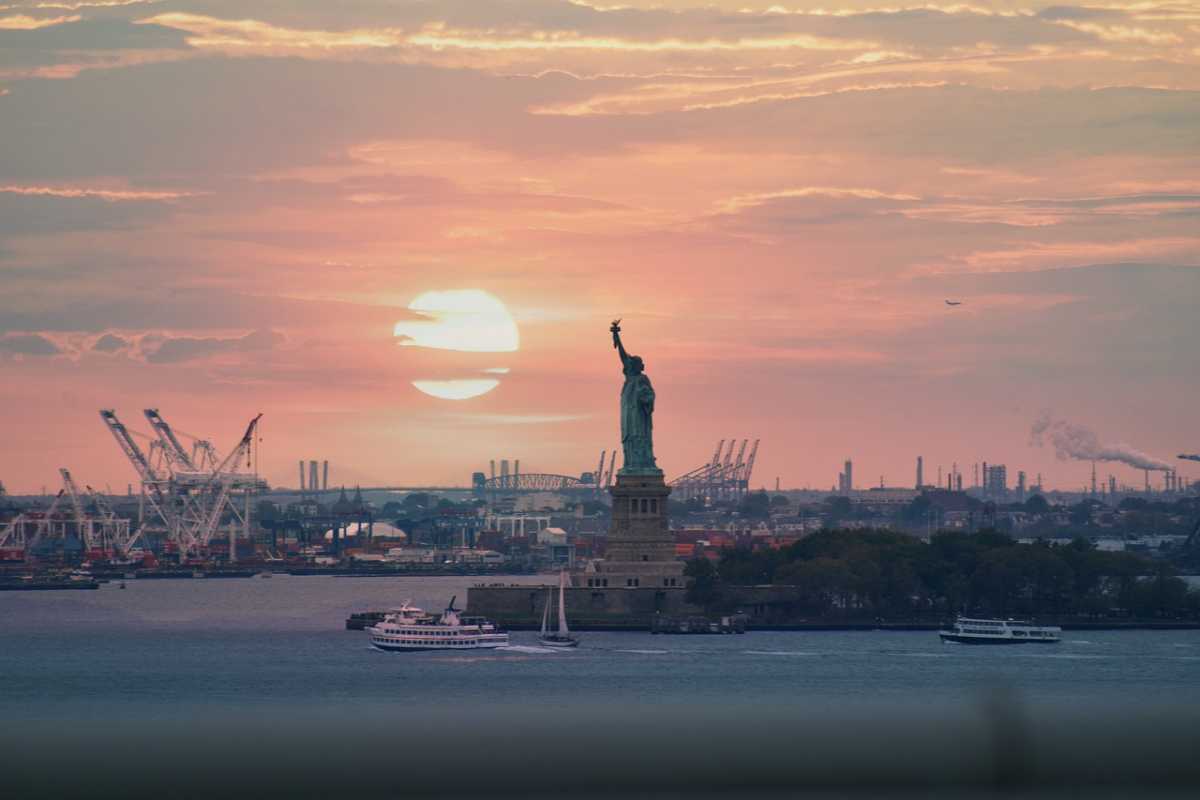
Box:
[538,570,579,648]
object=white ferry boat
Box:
[939,616,1061,644]
[367,596,509,652]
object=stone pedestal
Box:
[588,471,683,588]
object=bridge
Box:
[478,473,586,493]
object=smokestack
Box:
[490,460,496,481]
[916,456,923,490]
[310,461,319,495]
[299,461,305,491]
[956,473,963,492]
[501,459,509,489]
[323,460,329,491]
[1031,413,1172,471]
[514,459,520,482]
[1091,462,1097,496]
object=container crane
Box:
[710,439,725,472]
[100,409,168,521]
[0,512,28,550]
[85,484,141,558]
[143,409,196,471]
[191,414,261,553]
[742,439,760,491]
[59,468,98,551]
[721,439,736,473]
[99,408,263,561]
[28,490,67,552]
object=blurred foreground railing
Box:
[2,697,1197,798]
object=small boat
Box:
[538,570,579,648]
[367,596,508,652]
[939,616,1061,644]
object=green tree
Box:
[738,490,771,519]
[401,493,430,513]
[684,558,722,609]
[824,496,852,525]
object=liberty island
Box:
[468,320,687,627]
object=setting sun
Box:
[394,289,519,400]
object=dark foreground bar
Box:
[2,700,1197,798]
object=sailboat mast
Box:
[557,570,569,635]
[540,586,551,636]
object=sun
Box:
[394,289,518,400]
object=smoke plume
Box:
[1030,413,1172,471]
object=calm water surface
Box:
[2,574,1198,722]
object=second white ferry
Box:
[367,596,509,652]
[939,616,1061,644]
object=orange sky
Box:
[1,1,1198,493]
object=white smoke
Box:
[1030,413,1172,471]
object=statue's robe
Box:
[620,364,656,470]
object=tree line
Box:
[685,529,1200,621]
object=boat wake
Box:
[614,648,670,655]
[1020,652,1108,660]
[743,650,821,657]
[893,651,953,658]
[501,645,566,655]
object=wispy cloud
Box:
[719,186,920,213]
[0,184,194,201]
[447,412,589,425]
[0,13,77,29]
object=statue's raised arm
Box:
[611,319,630,367]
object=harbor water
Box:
[3,574,1199,723]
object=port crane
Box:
[0,490,66,553]
[710,439,725,475]
[0,469,138,560]
[59,468,96,551]
[99,409,263,561]
[84,484,142,558]
[669,438,762,503]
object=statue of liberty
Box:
[611,319,659,473]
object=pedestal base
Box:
[587,472,683,588]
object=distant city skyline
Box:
[1,1,1197,493]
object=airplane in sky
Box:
[945,300,963,306]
